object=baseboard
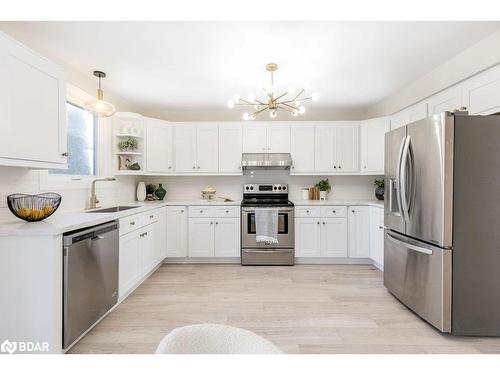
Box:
[163,257,241,264]
[163,257,377,266]
[295,257,373,265]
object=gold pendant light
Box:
[84,71,116,117]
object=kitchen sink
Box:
[90,206,139,213]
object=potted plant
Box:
[118,137,139,152]
[374,178,385,200]
[315,179,331,200]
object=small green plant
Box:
[118,137,138,151]
[374,178,385,188]
[146,184,157,195]
[315,179,331,192]
[128,162,141,170]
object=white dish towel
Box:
[255,208,279,244]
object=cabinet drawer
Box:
[295,206,321,217]
[142,208,159,224]
[188,206,215,217]
[119,214,143,236]
[214,206,240,218]
[321,206,347,218]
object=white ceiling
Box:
[2,21,500,118]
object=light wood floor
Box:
[69,264,500,354]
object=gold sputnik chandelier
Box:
[227,63,319,120]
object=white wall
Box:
[143,171,376,202]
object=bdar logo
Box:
[1,339,17,354]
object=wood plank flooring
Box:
[69,264,500,354]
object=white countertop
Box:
[0,199,240,237]
[0,198,383,236]
[292,199,384,209]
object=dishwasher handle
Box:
[63,221,118,246]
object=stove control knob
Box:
[250,186,254,190]
[273,186,277,190]
[245,186,249,190]
[283,186,287,190]
[278,186,282,190]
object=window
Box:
[51,102,97,176]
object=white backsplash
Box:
[0,167,138,221]
[144,171,377,202]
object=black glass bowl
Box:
[7,193,62,222]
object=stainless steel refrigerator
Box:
[384,111,500,336]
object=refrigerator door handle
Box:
[399,136,411,222]
[386,232,433,255]
[395,135,407,219]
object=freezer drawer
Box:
[383,231,451,333]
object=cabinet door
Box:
[119,231,141,298]
[369,207,384,268]
[336,124,359,172]
[166,206,188,257]
[188,218,215,257]
[196,124,218,172]
[218,123,242,173]
[360,117,390,174]
[427,84,464,115]
[314,125,336,173]
[348,206,371,258]
[174,124,197,172]
[214,218,240,257]
[0,33,66,166]
[462,64,500,115]
[140,224,157,277]
[267,123,290,153]
[242,124,267,153]
[291,124,315,173]
[321,218,348,257]
[146,118,173,173]
[156,207,167,263]
[295,218,321,257]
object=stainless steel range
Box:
[241,183,295,266]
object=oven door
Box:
[241,207,295,249]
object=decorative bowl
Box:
[7,193,62,222]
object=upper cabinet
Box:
[218,123,242,174]
[426,84,464,116]
[462,64,500,115]
[290,124,315,173]
[390,102,427,130]
[146,117,174,174]
[0,32,67,169]
[360,117,390,175]
[315,122,359,174]
[175,123,218,173]
[242,123,290,153]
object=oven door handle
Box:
[241,207,294,213]
[242,249,293,254]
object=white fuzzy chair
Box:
[155,324,282,354]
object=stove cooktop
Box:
[241,198,294,207]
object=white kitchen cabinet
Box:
[140,224,157,278]
[336,124,359,172]
[390,102,428,130]
[321,218,348,257]
[462,64,500,115]
[295,218,321,257]
[314,125,336,173]
[426,84,464,115]
[188,218,215,257]
[360,117,390,174]
[119,230,142,298]
[156,207,168,263]
[175,123,218,173]
[348,206,371,258]
[146,117,174,173]
[166,206,188,257]
[290,124,315,173]
[0,32,67,169]
[370,206,384,270]
[218,123,242,173]
[314,123,359,173]
[214,217,241,257]
[242,123,290,153]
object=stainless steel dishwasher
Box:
[63,220,119,349]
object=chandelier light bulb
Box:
[233,94,241,102]
[312,92,320,101]
[270,109,277,118]
[299,106,306,114]
[254,104,261,110]
[292,109,299,117]
[287,85,296,95]
[243,112,251,121]
[227,99,235,109]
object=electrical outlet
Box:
[0,193,7,208]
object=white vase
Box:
[136,181,146,202]
[319,191,327,201]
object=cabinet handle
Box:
[333,166,337,169]
[352,210,355,213]
[149,215,154,219]
[181,210,184,213]
[210,221,213,225]
[130,221,135,226]
[322,222,325,225]
[306,210,310,213]
[61,152,69,157]
[215,222,218,225]
[200,210,203,213]
[144,232,148,236]
[168,166,172,169]
[339,166,342,169]
[197,166,200,169]
[317,221,320,225]
[192,166,196,169]
[225,210,229,213]
[332,210,336,213]
[364,165,367,169]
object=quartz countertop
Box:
[0,199,240,237]
[292,199,384,209]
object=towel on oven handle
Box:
[254,208,279,244]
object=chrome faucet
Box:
[89,177,116,209]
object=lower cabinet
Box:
[348,206,371,258]
[369,206,384,269]
[321,218,348,257]
[188,218,215,257]
[214,218,241,257]
[166,206,188,257]
[295,218,322,257]
[188,216,240,257]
